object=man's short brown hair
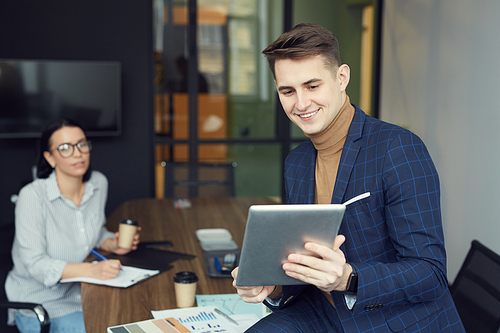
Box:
[262,23,341,78]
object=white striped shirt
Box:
[5,170,114,323]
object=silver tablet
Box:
[236,204,346,287]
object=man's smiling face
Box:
[274,55,349,135]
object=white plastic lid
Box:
[196,228,238,251]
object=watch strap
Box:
[344,264,358,295]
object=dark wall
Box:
[0,0,155,224]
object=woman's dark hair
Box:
[37,118,92,181]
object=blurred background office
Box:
[0,0,499,286]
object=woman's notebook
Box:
[60,265,159,288]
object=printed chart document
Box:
[60,265,159,288]
[151,306,241,333]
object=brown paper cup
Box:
[118,219,138,249]
[173,271,198,308]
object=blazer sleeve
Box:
[336,130,449,316]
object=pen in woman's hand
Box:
[91,249,108,261]
[91,249,122,270]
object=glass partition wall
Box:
[154,0,286,199]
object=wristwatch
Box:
[344,264,358,295]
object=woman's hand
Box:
[62,260,121,281]
[90,260,122,280]
[102,227,141,255]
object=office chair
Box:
[449,240,500,333]
[163,161,236,198]
[0,222,50,333]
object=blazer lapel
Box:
[296,142,317,204]
[331,106,365,204]
[285,139,317,204]
[305,149,316,204]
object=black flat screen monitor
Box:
[0,59,121,138]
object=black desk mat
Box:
[105,247,195,273]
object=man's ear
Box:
[43,151,55,168]
[337,64,350,92]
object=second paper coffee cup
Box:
[173,271,198,308]
[118,219,138,249]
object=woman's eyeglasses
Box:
[54,141,92,158]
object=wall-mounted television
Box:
[0,59,121,139]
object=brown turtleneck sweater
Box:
[306,95,355,205]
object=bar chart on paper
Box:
[176,310,223,330]
[151,306,238,333]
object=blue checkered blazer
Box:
[272,106,465,332]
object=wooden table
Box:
[81,197,278,332]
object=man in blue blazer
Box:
[231,23,465,332]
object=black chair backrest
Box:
[0,223,15,299]
[0,222,18,332]
[449,240,500,333]
[164,162,236,198]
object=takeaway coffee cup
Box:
[118,219,138,249]
[173,271,198,308]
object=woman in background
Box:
[5,118,139,333]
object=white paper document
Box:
[60,265,159,288]
[151,306,243,333]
